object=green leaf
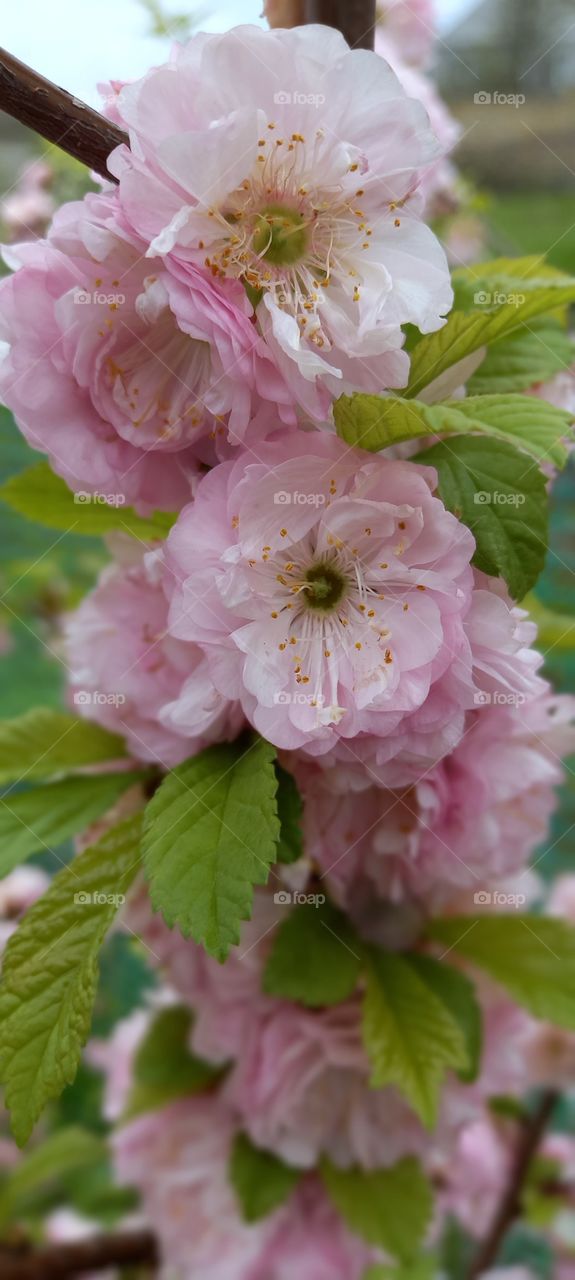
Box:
[125,1006,221,1118]
[467,321,575,395]
[321,1157,433,1263]
[404,274,575,398]
[417,436,548,600]
[0,461,176,541]
[142,738,279,961]
[429,915,575,1030]
[0,1127,104,1228]
[361,950,468,1127]
[230,1132,301,1223]
[363,1258,438,1280]
[0,709,126,785]
[406,955,482,1084]
[0,771,144,876]
[263,899,361,1006]
[0,814,142,1145]
[275,765,304,865]
[334,392,573,470]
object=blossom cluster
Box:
[1,13,574,1280]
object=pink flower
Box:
[0,160,54,241]
[163,435,542,765]
[436,1116,510,1238]
[113,1094,380,1279]
[376,0,436,67]
[108,24,452,418]
[0,190,294,512]
[300,689,574,913]
[64,541,242,767]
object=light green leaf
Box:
[0,1127,104,1228]
[263,899,362,1006]
[0,462,176,541]
[0,771,144,876]
[361,950,468,1127]
[142,738,279,961]
[125,1006,222,1119]
[363,1258,438,1280]
[0,709,126,785]
[429,915,575,1031]
[404,275,575,398]
[321,1157,433,1262]
[275,765,304,865]
[0,814,142,1145]
[406,954,482,1084]
[334,392,573,470]
[467,322,575,395]
[417,436,548,600]
[230,1132,301,1223]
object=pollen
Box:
[280,528,288,538]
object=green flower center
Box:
[304,563,346,611]
[253,204,309,266]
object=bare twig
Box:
[467,1089,559,1279]
[304,0,377,48]
[0,48,127,180]
[0,1227,158,1278]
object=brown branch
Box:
[0,1227,158,1278]
[304,0,377,48]
[0,48,127,180]
[466,1089,559,1280]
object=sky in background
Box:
[1,0,478,106]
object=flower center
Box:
[252,203,309,266]
[303,562,347,611]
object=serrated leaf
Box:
[0,771,143,876]
[467,322,575,395]
[0,709,126,785]
[0,1127,104,1228]
[429,915,575,1030]
[361,950,468,1127]
[416,436,548,600]
[230,1132,301,1223]
[334,392,573,470]
[0,462,176,541]
[142,738,279,961]
[404,275,575,398]
[406,955,482,1084]
[275,765,304,865]
[263,898,361,1006]
[321,1157,433,1262]
[0,814,142,1145]
[125,1006,221,1118]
